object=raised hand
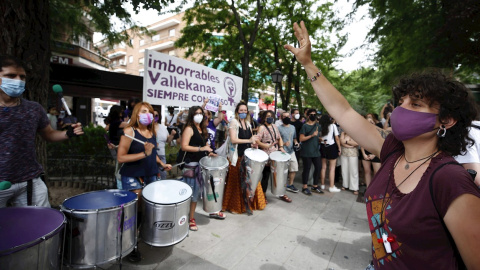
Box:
[284,21,312,66]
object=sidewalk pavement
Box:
[101,176,372,270]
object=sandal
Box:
[189,218,198,231]
[209,212,226,220]
[279,195,292,203]
[353,191,359,195]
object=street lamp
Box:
[270,68,283,113]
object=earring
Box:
[437,125,446,138]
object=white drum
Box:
[244,148,269,197]
[141,180,193,247]
[269,151,291,196]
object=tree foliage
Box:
[355,0,480,85]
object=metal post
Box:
[274,83,277,113]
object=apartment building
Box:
[97,12,188,77]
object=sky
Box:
[94,0,375,72]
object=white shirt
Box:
[155,124,169,156]
[166,114,177,128]
[321,124,339,145]
[455,120,480,164]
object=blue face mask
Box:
[266,117,274,124]
[0,78,26,97]
[239,113,247,119]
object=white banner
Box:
[143,50,242,111]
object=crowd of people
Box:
[2,17,480,268]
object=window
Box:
[139,39,145,46]
[112,60,117,66]
[168,50,176,56]
[119,42,126,48]
[119,59,125,66]
[129,55,133,63]
[139,57,144,64]
[139,70,144,76]
[152,35,160,41]
[169,29,175,37]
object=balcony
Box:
[107,50,126,59]
[139,41,175,53]
[147,19,180,32]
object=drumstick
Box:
[124,134,146,144]
[160,162,185,171]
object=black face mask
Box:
[282,118,291,125]
[309,115,316,121]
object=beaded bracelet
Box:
[308,71,323,82]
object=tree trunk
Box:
[294,61,303,113]
[0,0,51,178]
[241,52,250,103]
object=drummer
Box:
[222,101,265,215]
[257,110,292,203]
[180,106,222,232]
[117,101,172,261]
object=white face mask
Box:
[194,114,204,124]
[294,114,300,120]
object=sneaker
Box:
[302,188,312,196]
[311,186,324,194]
[286,185,299,193]
[329,186,341,193]
[320,185,325,190]
[127,247,142,262]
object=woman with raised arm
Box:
[222,102,265,215]
[285,21,480,269]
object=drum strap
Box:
[263,124,278,149]
[27,179,33,206]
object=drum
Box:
[0,207,65,270]
[141,180,192,247]
[200,156,229,213]
[269,151,291,196]
[244,148,269,197]
[61,189,137,268]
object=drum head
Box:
[62,189,137,211]
[143,180,192,204]
[0,207,65,254]
[244,148,269,162]
[200,156,228,170]
[269,151,291,162]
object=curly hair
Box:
[392,71,478,156]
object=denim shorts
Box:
[121,175,157,190]
[181,176,201,202]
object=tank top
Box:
[185,125,207,163]
[120,129,158,177]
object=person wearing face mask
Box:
[201,98,224,151]
[117,102,172,262]
[257,110,292,203]
[222,102,265,215]
[181,106,220,231]
[285,22,480,269]
[0,55,84,208]
[278,112,300,193]
[153,106,176,180]
[299,109,323,195]
[291,108,304,160]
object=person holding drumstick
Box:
[117,102,172,262]
[181,106,222,231]
[222,101,265,215]
[284,21,480,269]
[257,110,292,203]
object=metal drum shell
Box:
[61,190,137,269]
[269,151,291,196]
[243,148,269,197]
[0,207,66,270]
[141,180,192,247]
[200,156,229,213]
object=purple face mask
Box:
[139,113,153,126]
[390,106,437,141]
